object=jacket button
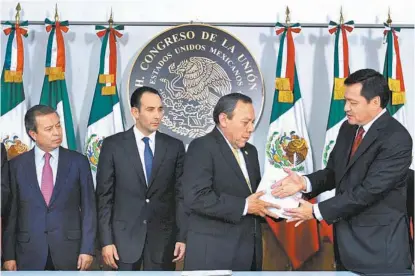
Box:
[146,199,150,203]
[44,231,48,234]
[143,220,147,224]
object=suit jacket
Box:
[2,147,96,270]
[406,169,414,262]
[306,112,412,272]
[182,128,262,271]
[96,128,187,264]
[1,143,10,215]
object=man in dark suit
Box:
[182,93,280,271]
[96,86,187,271]
[2,105,96,271]
[1,143,10,215]
[407,169,414,262]
[272,69,413,273]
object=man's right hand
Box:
[102,244,119,269]
[247,191,280,219]
[4,260,17,271]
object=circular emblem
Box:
[128,24,264,145]
[266,131,309,172]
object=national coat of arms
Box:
[85,134,104,172]
[266,131,309,172]
[128,24,264,145]
[2,135,29,159]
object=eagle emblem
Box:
[160,57,231,138]
[266,131,309,172]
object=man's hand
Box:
[77,254,93,271]
[172,242,186,263]
[247,191,281,219]
[271,168,306,198]
[3,260,17,271]
[284,198,314,227]
[102,244,119,269]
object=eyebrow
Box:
[145,106,163,109]
[344,97,357,101]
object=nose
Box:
[247,122,254,133]
[153,110,164,121]
[52,127,59,136]
[344,102,350,112]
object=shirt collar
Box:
[361,108,387,133]
[216,126,239,152]
[133,126,156,143]
[34,145,59,162]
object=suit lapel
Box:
[346,128,378,170]
[241,148,255,193]
[25,149,47,208]
[123,128,147,188]
[338,112,390,183]
[337,124,358,178]
[213,129,250,193]
[148,131,167,187]
[49,147,72,207]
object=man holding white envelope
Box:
[182,93,280,271]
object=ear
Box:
[28,130,37,142]
[131,107,139,118]
[218,113,228,128]
[371,96,381,107]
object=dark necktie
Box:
[142,137,153,185]
[350,127,365,159]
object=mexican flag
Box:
[39,18,76,150]
[0,21,31,159]
[382,23,411,161]
[383,20,414,240]
[264,22,319,269]
[84,24,124,185]
[318,20,354,242]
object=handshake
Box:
[246,168,315,227]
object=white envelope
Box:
[257,167,301,219]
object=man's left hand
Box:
[271,168,307,198]
[284,198,314,227]
[77,254,93,271]
[173,242,186,262]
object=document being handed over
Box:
[256,167,300,219]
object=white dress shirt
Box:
[306,108,387,221]
[133,126,156,184]
[35,145,59,187]
[216,127,250,216]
